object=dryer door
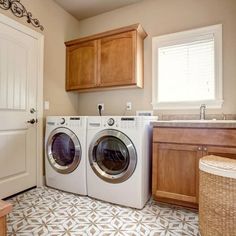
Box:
[89,129,137,183]
[46,127,81,174]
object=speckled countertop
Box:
[151,120,236,128]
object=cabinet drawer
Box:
[153,127,236,147]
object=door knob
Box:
[27,119,37,124]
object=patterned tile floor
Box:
[6,187,199,236]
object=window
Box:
[152,24,223,110]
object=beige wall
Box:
[0,0,80,116]
[76,0,236,116]
[1,0,235,117]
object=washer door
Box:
[46,127,81,174]
[89,129,137,183]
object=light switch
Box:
[44,101,50,110]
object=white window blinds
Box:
[152,24,222,110]
[157,36,215,103]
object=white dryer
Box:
[87,116,157,209]
[45,116,87,195]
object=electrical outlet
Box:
[126,102,132,110]
[97,103,104,111]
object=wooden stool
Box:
[199,155,236,236]
[0,200,12,236]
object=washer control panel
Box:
[102,117,137,128]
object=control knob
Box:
[107,118,115,126]
[60,118,65,125]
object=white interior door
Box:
[0,18,38,199]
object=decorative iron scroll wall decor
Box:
[0,0,44,31]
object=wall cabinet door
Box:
[152,143,202,208]
[98,31,135,87]
[66,41,97,90]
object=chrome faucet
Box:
[200,104,206,120]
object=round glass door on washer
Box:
[46,127,81,174]
[89,129,137,183]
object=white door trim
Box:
[0,13,44,187]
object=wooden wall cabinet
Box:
[152,127,236,208]
[65,24,147,92]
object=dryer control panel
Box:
[46,116,82,127]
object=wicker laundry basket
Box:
[199,155,236,236]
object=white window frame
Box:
[152,24,223,110]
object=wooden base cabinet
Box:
[152,127,236,208]
[65,24,147,92]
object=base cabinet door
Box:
[152,143,202,208]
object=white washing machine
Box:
[45,116,87,195]
[87,116,157,209]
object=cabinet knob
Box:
[198,147,202,151]
[203,147,207,151]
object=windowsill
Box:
[152,100,224,110]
